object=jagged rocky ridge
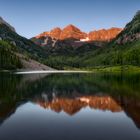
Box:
[32,24,122,48]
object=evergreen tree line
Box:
[0,40,22,70]
[45,41,140,69]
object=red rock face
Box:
[59,24,87,40]
[35,24,87,40]
[50,27,62,39]
[35,26,122,42]
[88,28,122,41]
[36,31,50,39]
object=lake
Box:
[0,72,140,140]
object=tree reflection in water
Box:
[0,72,140,128]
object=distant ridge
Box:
[34,25,122,42]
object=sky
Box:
[0,0,140,38]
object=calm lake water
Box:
[0,72,140,140]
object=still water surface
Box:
[0,72,140,140]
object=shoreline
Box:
[1,65,140,74]
[15,70,92,75]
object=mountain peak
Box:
[0,17,16,32]
[34,26,122,42]
[50,27,62,39]
[65,24,78,28]
[60,24,87,40]
[63,24,81,32]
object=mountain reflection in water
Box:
[0,72,140,140]
[36,96,122,115]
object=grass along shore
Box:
[64,65,140,73]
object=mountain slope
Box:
[44,11,140,69]
[59,24,87,40]
[114,11,140,44]
[34,25,122,41]
[0,39,54,70]
[79,11,140,68]
[0,17,15,32]
[0,17,53,70]
[35,24,87,41]
[89,28,122,41]
[1,11,140,71]
[32,25,122,49]
[0,23,47,60]
[0,40,22,69]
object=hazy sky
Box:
[0,0,140,38]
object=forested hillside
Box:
[44,12,140,70]
[0,40,22,69]
[45,40,140,69]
